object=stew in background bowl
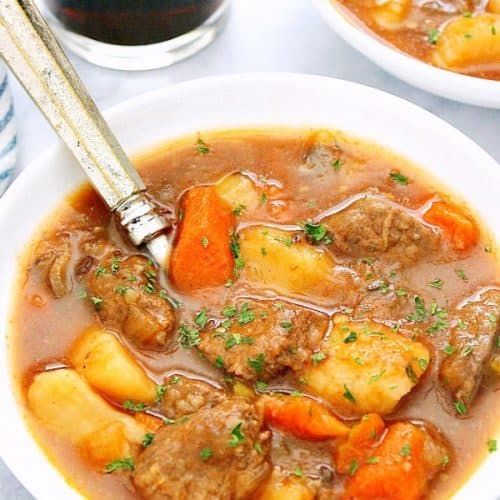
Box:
[0,74,498,500]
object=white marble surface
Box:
[1,0,499,497]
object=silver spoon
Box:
[0,0,172,267]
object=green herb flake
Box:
[89,296,103,310]
[365,456,380,464]
[344,331,358,343]
[354,357,365,366]
[454,399,467,415]
[292,468,305,478]
[123,400,146,412]
[222,304,237,318]
[215,355,225,369]
[343,384,356,404]
[428,28,440,44]
[443,345,455,355]
[199,447,213,461]
[228,422,245,448]
[143,282,155,294]
[254,442,264,454]
[389,171,409,185]
[110,257,121,274]
[400,444,411,457]
[463,11,472,17]
[261,247,267,256]
[259,193,268,206]
[238,303,256,325]
[312,351,326,366]
[156,384,166,403]
[178,324,201,349]
[248,353,265,373]
[232,204,246,216]
[196,137,210,155]
[170,375,181,385]
[254,380,269,392]
[348,459,359,476]
[304,222,332,244]
[201,236,209,248]
[115,285,130,295]
[487,439,497,453]
[95,265,107,277]
[142,433,154,447]
[455,269,468,281]
[430,279,443,289]
[418,358,428,370]
[280,320,293,331]
[105,457,135,473]
[369,370,386,384]
[194,308,209,329]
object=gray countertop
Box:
[1,0,499,497]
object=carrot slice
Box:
[423,200,478,251]
[335,413,386,474]
[169,187,235,292]
[261,395,349,440]
[344,422,427,500]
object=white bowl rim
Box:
[0,72,499,500]
[312,0,500,108]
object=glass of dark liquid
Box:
[39,0,229,70]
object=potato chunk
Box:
[215,172,260,212]
[239,226,335,295]
[372,0,411,29]
[259,468,316,500]
[433,14,500,71]
[27,369,145,462]
[69,326,157,404]
[301,316,429,416]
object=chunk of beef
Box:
[323,196,439,265]
[198,299,329,382]
[87,253,176,350]
[439,289,500,406]
[161,375,226,420]
[133,398,271,500]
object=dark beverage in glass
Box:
[40,0,230,70]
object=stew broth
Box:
[10,129,500,499]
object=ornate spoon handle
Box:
[0,0,171,264]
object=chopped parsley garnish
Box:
[229,230,245,275]
[261,247,267,256]
[454,399,467,415]
[426,320,448,335]
[115,285,131,295]
[369,370,386,384]
[195,308,209,329]
[396,289,408,296]
[95,265,107,277]
[348,459,359,476]
[254,380,269,392]
[254,442,264,454]
[343,384,356,404]
[143,282,155,294]
[142,433,154,447]
[127,274,138,282]
[232,204,246,216]
[291,390,303,397]
[89,296,103,310]
[418,358,428,370]
[199,447,213,461]
[292,468,305,477]
[344,331,357,343]
[196,137,210,154]
[488,313,497,325]
[215,355,225,369]
[248,353,265,373]
[405,364,418,383]
[487,439,497,453]
[365,456,380,464]
[428,28,440,44]
[407,296,426,322]
[455,269,468,281]
[223,304,237,318]
[156,384,166,403]
[463,11,472,17]
[200,236,209,248]
[312,351,326,366]
[430,278,443,288]
[274,236,293,247]
[463,346,473,357]
[443,344,455,355]
[178,324,201,348]
[225,334,255,349]
[228,423,245,448]
[400,444,411,457]
[105,457,135,473]
[123,400,146,412]
[280,320,293,330]
[354,357,365,366]
[238,303,256,325]
[110,257,121,274]
[304,222,333,244]
[332,158,343,171]
[170,375,181,385]
[389,171,408,185]
[259,193,268,205]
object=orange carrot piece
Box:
[344,422,427,500]
[423,200,478,251]
[335,414,386,474]
[134,412,164,434]
[169,187,235,292]
[261,395,349,440]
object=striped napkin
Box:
[0,64,17,196]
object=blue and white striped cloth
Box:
[0,64,17,196]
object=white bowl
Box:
[312,0,500,108]
[0,74,499,499]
